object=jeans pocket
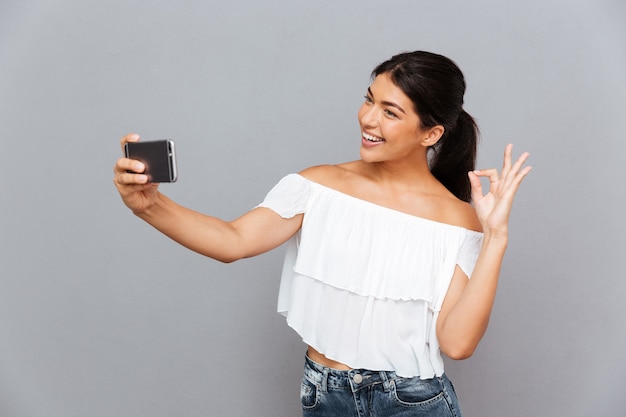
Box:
[301,375,319,409]
[391,376,445,407]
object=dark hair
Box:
[372,51,479,202]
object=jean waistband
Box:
[304,354,399,392]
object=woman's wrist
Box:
[134,192,165,219]
[481,229,509,249]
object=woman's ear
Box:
[421,125,444,147]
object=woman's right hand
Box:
[113,133,160,214]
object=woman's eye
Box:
[384,109,398,118]
[363,95,373,103]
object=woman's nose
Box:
[359,104,378,128]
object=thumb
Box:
[468,171,484,202]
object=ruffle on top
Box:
[257,174,483,378]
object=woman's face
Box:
[357,73,433,164]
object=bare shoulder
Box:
[299,161,360,187]
[299,162,482,233]
[447,198,482,233]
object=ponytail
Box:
[429,110,479,203]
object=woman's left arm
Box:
[436,144,532,359]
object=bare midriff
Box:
[307,346,352,370]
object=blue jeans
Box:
[301,354,463,417]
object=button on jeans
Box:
[301,354,463,417]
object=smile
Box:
[363,132,384,142]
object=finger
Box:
[120,133,140,152]
[114,157,145,174]
[501,151,530,188]
[114,158,149,186]
[473,168,500,184]
[510,151,531,176]
[114,171,149,186]
[468,170,484,202]
[500,162,532,199]
[510,164,533,190]
[497,144,511,181]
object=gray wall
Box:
[1,1,624,416]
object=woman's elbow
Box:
[442,347,475,361]
[202,248,245,263]
[439,340,478,360]
[217,256,238,264]
[212,252,244,264]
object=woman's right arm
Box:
[113,134,303,263]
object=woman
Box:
[114,50,531,417]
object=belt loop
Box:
[380,371,392,392]
[321,367,329,393]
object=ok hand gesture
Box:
[468,144,532,238]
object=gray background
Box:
[1,0,624,416]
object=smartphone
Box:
[124,139,178,183]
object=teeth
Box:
[363,132,384,142]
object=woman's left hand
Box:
[468,144,532,237]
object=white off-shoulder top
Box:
[257,173,483,378]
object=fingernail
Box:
[138,174,148,183]
[135,162,144,171]
[131,134,139,140]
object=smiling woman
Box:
[366,52,479,203]
[358,73,445,172]
[113,50,531,417]
[1,0,624,415]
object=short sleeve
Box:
[456,232,484,278]
[255,174,311,219]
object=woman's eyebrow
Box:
[367,87,406,114]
